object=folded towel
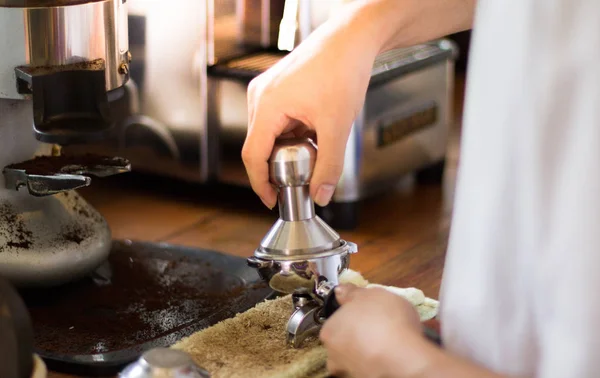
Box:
[171,270,438,378]
[338,270,438,322]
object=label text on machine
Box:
[376,101,438,148]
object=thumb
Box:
[310,127,349,207]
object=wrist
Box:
[353,0,417,54]
[397,333,508,378]
[348,0,476,54]
[379,328,441,378]
[322,0,388,59]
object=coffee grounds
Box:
[60,229,85,244]
[20,241,270,356]
[56,216,93,245]
[0,202,34,251]
[5,154,127,176]
[64,192,102,223]
[7,240,32,249]
[0,194,99,253]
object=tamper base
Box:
[256,216,342,258]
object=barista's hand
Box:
[319,284,432,378]
[242,3,382,209]
[242,0,475,209]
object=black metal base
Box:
[415,159,446,185]
[316,201,359,231]
[317,160,446,231]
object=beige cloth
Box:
[172,270,438,378]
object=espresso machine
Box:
[64,0,457,229]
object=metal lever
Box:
[3,155,130,196]
[286,302,322,348]
[286,280,337,348]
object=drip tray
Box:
[207,51,286,81]
[19,240,274,376]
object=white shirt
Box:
[439,1,600,376]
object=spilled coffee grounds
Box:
[20,241,269,356]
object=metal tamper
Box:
[247,137,358,348]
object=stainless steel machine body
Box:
[0,0,131,287]
[0,0,129,99]
[0,0,130,144]
[64,0,456,228]
[247,137,358,348]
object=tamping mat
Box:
[18,240,274,376]
[172,270,439,378]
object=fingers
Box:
[242,103,288,209]
[242,130,277,208]
[321,287,361,378]
[326,356,342,377]
[279,120,308,139]
[334,284,361,305]
[310,126,349,206]
[321,322,346,376]
[326,355,351,378]
[244,80,315,209]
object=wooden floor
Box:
[46,74,465,378]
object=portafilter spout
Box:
[247,137,358,348]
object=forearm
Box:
[417,346,508,378]
[388,332,513,378]
[344,0,477,54]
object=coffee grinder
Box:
[0,0,132,288]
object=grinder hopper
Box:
[247,137,358,347]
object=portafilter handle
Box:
[315,280,339,318]
[269,137,318,222]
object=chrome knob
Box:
[268,138,318,221]
[119,348,210,378]
[269,138,317,187]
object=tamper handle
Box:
[269,138,318,221]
